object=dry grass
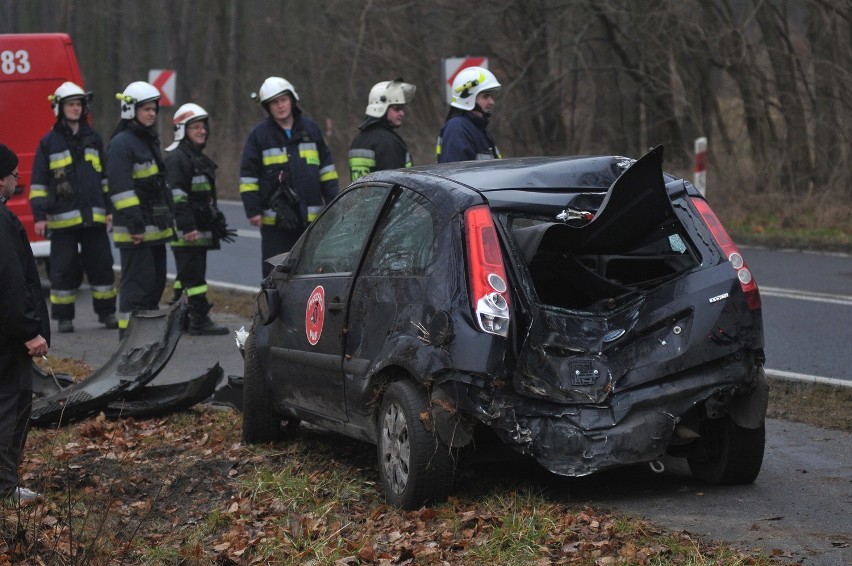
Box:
[767,379,852,432]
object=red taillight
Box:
[691,198,761,310]
[465,205,511,336]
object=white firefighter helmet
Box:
[252,76,300,107]
[450,66,501,111]
[115,81,161,120]
[165,103,209,151]
[365,79,416,118]
[49,81,89,117]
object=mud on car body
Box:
[243,145,767,509]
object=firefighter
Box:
[239,76,339,278]
[106,81,174,339]
[436,66,502,163]
[165,103,229,335]
[348,79,416,181]
[30,81,117,333]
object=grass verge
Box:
[5,410,791,565]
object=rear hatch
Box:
[493,146,762,407]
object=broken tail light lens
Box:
[465,205,511,337]
[691,197,761,310]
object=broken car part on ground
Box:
[31,301,230,426]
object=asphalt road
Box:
[554,419,852,566]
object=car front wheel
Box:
[687,414,765,484]
[242,332,291,444]
[377,381,455,509]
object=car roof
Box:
[400,155,635,192]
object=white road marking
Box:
[760,286,852,306]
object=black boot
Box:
[188,302,228,336]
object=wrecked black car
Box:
[243,146,767,509]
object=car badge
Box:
[708,292,729,303]
[603,328,625,343]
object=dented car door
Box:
[268,184,391,422]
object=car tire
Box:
[687,414,765,484]
[242,333,287,444]
[377,381,455,509]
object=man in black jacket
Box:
[349,79,416,182]
[0,144,50,502]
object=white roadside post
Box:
[694,136,708,196]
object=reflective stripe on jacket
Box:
[165,139,219,249]
[29,121,110,231]
[106,123,174,248]
[239,115,338,225]
[348,118,412,182]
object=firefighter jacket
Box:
[106,121,174,249]
[29,121,109,232]
[165,139,219,250]
[436,111,501,163]
[0,198,50,371]
[239,115,339,228]
[348,117,412,182]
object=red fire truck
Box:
[0,33,86,261]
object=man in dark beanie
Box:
[0,143,50,503]
[0,143,17,179]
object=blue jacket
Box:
[29,121,109,231]
[436,112,501,163]
[239,115,338,227]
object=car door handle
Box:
[327,301,344,313]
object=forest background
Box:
[3,0,850,248]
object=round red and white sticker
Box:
[305,285,325,345]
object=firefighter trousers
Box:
[172,248,209,306]
[117,244,167,332]
[49,226,117,321]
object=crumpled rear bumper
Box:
[440,353,766,477]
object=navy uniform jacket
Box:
[436,112,501,163]
[239,115,338,227]
[166,140,219,250]
[106,121,174,248]
[30,121,110,231]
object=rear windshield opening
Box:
[509,217,699,311]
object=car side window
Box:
[294,184,390,275]
[363,187,437,276]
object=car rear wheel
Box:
[242,333,292,444]
[377,381,455,509]
[687,414,765,484]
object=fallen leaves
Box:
[3,408,789,565]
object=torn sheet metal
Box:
[31,301,186,427]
